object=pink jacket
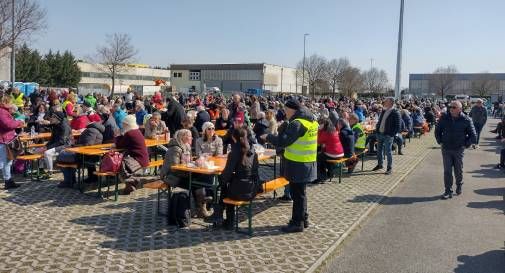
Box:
[0,106,22,144]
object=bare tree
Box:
[362,67,389,95]
[92,33,137,98]
[430,65,458,98]
[296,54,327,97]
[472,73,497,97]
[339,66,363,97]
[325,58,349,97]
[0,0,46,57]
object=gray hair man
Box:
[468,98,487,147]
[435,100,477,199]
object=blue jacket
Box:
[135,109,147,126]
[435,112,477,150]
[113,109,127,129]
[412,112,424,127]
[354,108,365,123]
[401,113,413,135]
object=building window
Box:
[173,72,182,78]
[189,70,200,81]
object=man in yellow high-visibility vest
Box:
[261,99,318,233]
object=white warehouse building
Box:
[170,63,302,94]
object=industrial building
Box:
[409,73,505,100]
[77,62,171,96]
[170,63,301,94]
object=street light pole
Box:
[10,0,15,86]
[302,33,309,97]
[394,0,405,99]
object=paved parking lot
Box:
[0,134,435,273]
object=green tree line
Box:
[15,44,81,87]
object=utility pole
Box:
[370,58,374,70]
[303,33,309,97]
[394,0,405,99]
[10,0,15,86]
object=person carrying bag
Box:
[0,94,24,189]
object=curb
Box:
[306,145,433,273]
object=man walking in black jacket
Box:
[435,100,477,199]
[372,97,401,175]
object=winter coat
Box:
[354,108,365,123]
[195,110,211,132]
[70,115,90,130]
[215,117,231,130]
[253,118,269,144]
[115,129,149,167]
[435,112,477,150]
[77,122,105,146]
[46,114,72,150]
[159,138,191,184]
[424,110,436,124]
[411,112,424,127]
[0,106,23,144]
[195,135,223,156]
[113,109,127,129]
[376,108,401,137]
[102,115,119,143]
[469,105,488,125]
[318,130,344,157]
[162,98,186,135]
[339,126,355,158]
[266,107,317,183]
[144,120,168,139]
[220,141,260,201]
[135,109,147,126]
[401,113,414,135]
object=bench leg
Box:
[97,175,102,198]
[247,202,253,236]
[114,176,119,201]
[339,163,342,184]
[361,154,365,171]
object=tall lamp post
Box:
[10,0,15,87]
[302,33,309,96]
[394,0,405,99]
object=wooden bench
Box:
[223,177,289,235]
[143,180,171,216]
[326,158,351,184]
[146,159,164,175]
[26,143,46,149]
[94,171,119,201]
[17,154,43,181]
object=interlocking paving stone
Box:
[0,134,435,272]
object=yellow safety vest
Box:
[11,93,24,108]
[284,118,318,162]
[62,100,72,111]
[352,123,367,149]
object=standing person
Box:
[0,95,24,189]
[435,100,477,199]
[372,97,401,175]
[469,99,487,148]
[261,99,318,233]
[162,97,186,136]
[249,95,260,123]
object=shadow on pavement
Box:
[347,194,441,205]
[454,249,505,273]
[466,199,505,215]
[474,187,505,197]
[467,167,504,179]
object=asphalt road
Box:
[320,119,505,273]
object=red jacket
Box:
[0,106,22,144]
[115,129,149,167]
[70,115,90,130]
[318,129,344,157]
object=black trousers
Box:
[290,182,308,224]
[442,148,464,194]
[500,148,505,167]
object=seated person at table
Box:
[213,127,260,229]
[223,112,257,153]
[97,105,119,143]
[144,111,168,139]
[411,108,425,128]
[195,122,223,157]
[337,118,358,174]
[252,112,269,145]
[316,118,344,182]
[401,109,414,137]
[116,115,150,195]
[58,119,105,188]
[215,108,231,130]
[160,129,213,218]
[349,113,367,154]
[490,116,505,139]
[70,105,90,131]
[265,109,278,135]
[28,103,51,133]
[181,115,198,149]
[39,106,72,178]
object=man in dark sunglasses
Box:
[435,100,477,199]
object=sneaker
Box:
[280,222,304,233]
[385,168,392,175]
[494,164,504,169]
[278,195,292,202]
[372,165,383,171]
[441,192,453,200]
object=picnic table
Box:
[170,149,277,226]
[215,129,227,137]
[19,131,81,142]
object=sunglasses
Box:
[207,127,215,130]
[449,106,458,109]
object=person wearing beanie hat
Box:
[195,121,223,157]
[260,100,318,233]
[115,114,149,195]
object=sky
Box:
[33,0,505,88]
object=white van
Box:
[454,95,470,102]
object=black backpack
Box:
[168,192,191,228]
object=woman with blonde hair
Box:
[0,95,24,189]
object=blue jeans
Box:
[474,122,484,144]
[377,133,394,169]
[0,144,13,181]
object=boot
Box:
[223,205,235,230]
[211,203,225,226]
[398,146,404,155]
[4,179,20,189]
[120,182,136,195]
[194,188,213,218]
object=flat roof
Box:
[170,63,265,71]
[410,73,505,80]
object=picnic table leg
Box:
[114,176,119,201]
[361,153,365,171]
[339,163,342,184]
[188,172,192,227]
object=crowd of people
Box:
[0,84,502,232]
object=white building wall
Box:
[264,64,300,93]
